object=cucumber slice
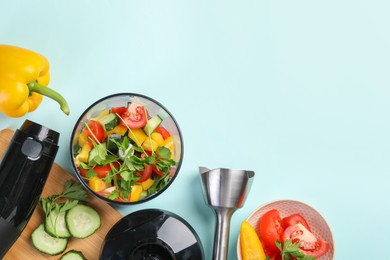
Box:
[98,113,118,131]
[60,250,86,260]
[31,224,68,256]
[144,115,162,136]
[45,210,71,238]
[65,204,101,238]
[107,134,121,154]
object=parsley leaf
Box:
[276,239,317,260]
[106,189,119,200]
[157,146,171,160]
[61,181,89,201]
[40,181,89,237]
[120,170,132,182]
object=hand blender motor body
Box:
[0,120,59,258]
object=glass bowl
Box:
[70,93,183,205]
[237,199,335,260]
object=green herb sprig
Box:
[275,239,317,260]
[40,181,89,237]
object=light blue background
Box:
[1,1,389,259]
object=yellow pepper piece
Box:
[78,132,89,146]
[129,185,143,202]
[94,109,109,121]
[142,138,158,152]
[240,221,266,260]
[163,136,174,159]
[76,143,92,163]
[128,128,147,146]
[89,177,109,192]
[151,132,164,146]
[0,44,70,117]
[163,136,174,149]
[140,178,155,191]
[106,124,127,136]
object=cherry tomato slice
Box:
[83,120,105,143]
[110,106,127,116]
[78,167,88,178]
[257,209,285,254]
[282,213,312,232]
[151,164,164,176]
[93,162,120,178]
[120,103,148,129]
[263,250,282,260]
[137,165,153,182]
[282,223,330,258]
[155,125,171,139]
[144,150,153,156]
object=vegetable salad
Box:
[72,101,177,203]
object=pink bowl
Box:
[237,199,335,260]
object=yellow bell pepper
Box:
[76,142,92,163]
[0,44,70,117]
[94,109,109,121]
[128,128,147,146]
[89,177,109,192]
[240,221,266,260]
[140,178,155,191]
[163,136,175,159]
[142,138,158,152]
[78,132,89,146]
[129,185,143,202]
[151,132,164,146]
[106,124,127,136]
[142,132,167,152]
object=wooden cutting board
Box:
[0,129,123,259]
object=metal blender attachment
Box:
[199,167,255,260]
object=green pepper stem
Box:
[28,82,70,115]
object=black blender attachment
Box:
[0,120,59,258]
[100,209,205,260]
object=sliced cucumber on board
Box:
[66,204,101,238]
[45,210,71,238]
[60,250,86,260]
[31,224,68,256]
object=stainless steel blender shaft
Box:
[199,167,254,260]
[213,207,234,260]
